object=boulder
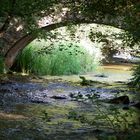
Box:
[50,95,67,99]
[94,74,107,78]
[108,95,130,104]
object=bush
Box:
[14,41,99,75]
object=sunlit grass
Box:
[15,41,99,75]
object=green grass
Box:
[14,41,99,75]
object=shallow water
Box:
[44,64,133,83]
[0,64,140,140]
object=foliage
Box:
[101,40,118,62]
[0,0,140,39]
[89,29,121,62]
[0,0,58,32]
[89,27,140,63]
[130,64,140,89]
[14,41,98,75]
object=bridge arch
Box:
[4,19,126,69]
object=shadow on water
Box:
[0,64,140,140]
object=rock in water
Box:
[79,76,96,86]
[94,74,107,78]
[108,95,130,104]
[79,76,90,86]
[50,95,67,99]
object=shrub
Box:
[14,41,99,75]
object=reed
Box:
[15,42,99,75]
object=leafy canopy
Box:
[0,0,140,41]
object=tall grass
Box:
[14,42,99,75]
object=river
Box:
[0,64,140,140]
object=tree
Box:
[0,0,139,69]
